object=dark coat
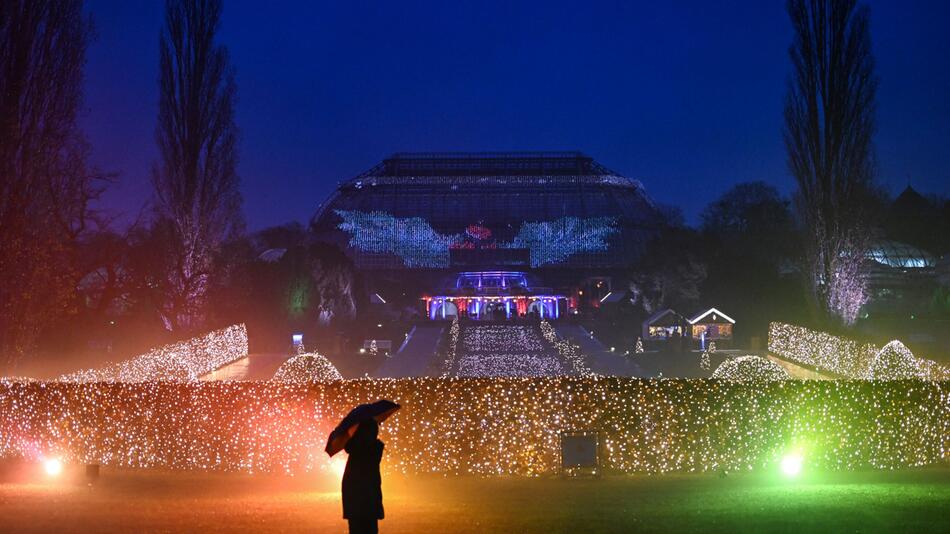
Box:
[341,426,384,520]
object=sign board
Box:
[561,433,599,470]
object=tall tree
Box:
[0,1,100,370]
[701,181,795,266]
[152,0,242,331]
[700,182,804,337]
[784,0,878,326]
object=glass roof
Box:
[866,240,935,269]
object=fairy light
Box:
[0,378,945,476]
[272,353,343,383]
[447,323,592,377]
[59,325,249,382]
[867,341,924,380]
[539,321,593,377]
[439,317,460,376]
[768,323,949,380]
[335,209,617,268]
[711,356,790,381]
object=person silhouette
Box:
[342,418,384,534]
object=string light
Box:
[867,341,925,380]
[59,325,248,382]
[0,378,945,476]
[439,317,460,376]
[335,209,617,268]
[447,323,592,377]
[768,323,949,380]
[539,321,593,376]
[272,353,343,383]
[710,356,789,381]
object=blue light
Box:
[336,210,618,268]
[511,216,617,267]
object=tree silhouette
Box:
[784,0,878,326]
[0,1,101,370]
[151,0,242,331]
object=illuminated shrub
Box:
[867,341,924,380]
[60,324,249,382]
[0,379,945,476]
[768,322,877,377]
[711,356,789,381]
[768,322,950,380]
[272,353,343,382]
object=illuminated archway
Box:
[430,301,459,320]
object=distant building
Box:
[687,308,735,346]
[641,309,687,341]
[863,240,937,316]
[425,271,567,320]
[311,152,666,319]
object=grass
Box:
[0,466,947,532]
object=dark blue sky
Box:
[84,1,950,230]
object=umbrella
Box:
[325,399,401,456]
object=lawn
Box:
[0,466,947,533]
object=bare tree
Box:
[152,0,242,331]
[0,1,101,370]
[784,0,878,326]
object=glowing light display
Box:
[439,317,460,376]
[272,353,343,383]
[867,341,925,380]
[60,325,249,382]
[768,323,949,380]
[456,353,565,377]
[711,356,790,381]
[1,379,945,476]
[510,217,617,267]
[335,210,617,268]
[454,325,566,377]
[539,321,593,377]
[335,210,460,268]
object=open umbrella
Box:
[325,399,401,456]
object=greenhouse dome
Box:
[866,240,936,269]
[311,152,662,270]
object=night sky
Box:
[83,1,950,230]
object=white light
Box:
[330,456,346,479]
[780,452,803,478]
[44,458,63,477]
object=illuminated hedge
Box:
[60,324,249,382]
[272,353,343,382]
[711,356,790,381]
[768,322,950,380]
[1,378,946,476]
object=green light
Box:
[781,452,803,478]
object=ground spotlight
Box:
[780,452,803,478]
[43,458,63,477]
